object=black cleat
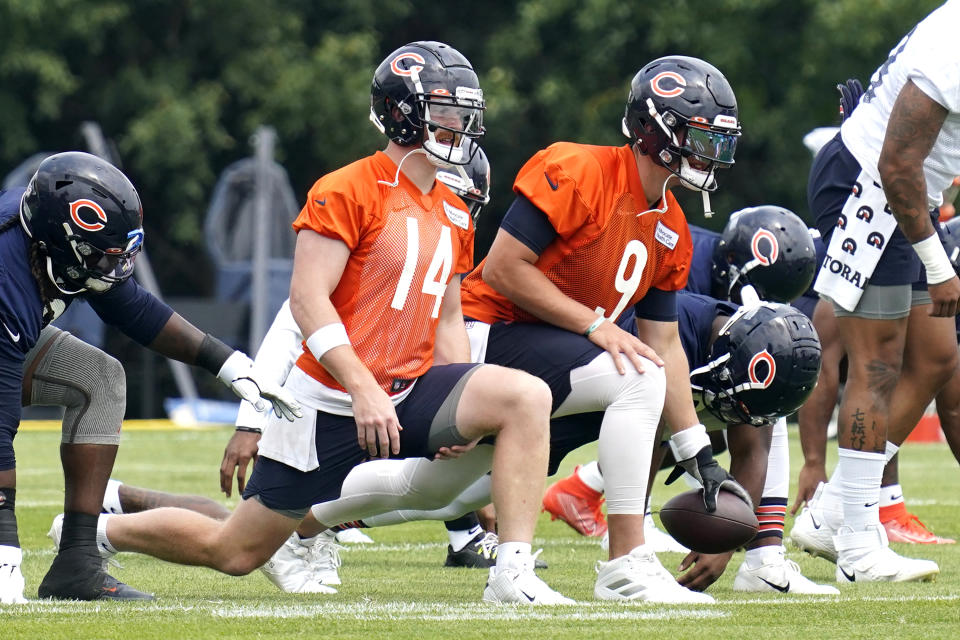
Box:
[444,532,548,569]
[38,546,154,601]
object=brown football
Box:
[659,488,758,554]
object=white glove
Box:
[217,351,302,421]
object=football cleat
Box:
[789,484,839,563]
[733,548,839,594]
[594,546,715,603]
[37,546,153,601]
[482,560,573,605]
[445,531,499,568]
[259,533,338,594]
[0,546,27,604]
[47,513,118,570]
[335,528,375,544]
[834,525,939,583]
[542,466,607,537]
[305,530,343,586]
[882,511,955,545]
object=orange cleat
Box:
[542,466,607,537]
[881,505,955,545]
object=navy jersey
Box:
[0,188,173,463]
[792,235,827,321]
[684,225,721,296]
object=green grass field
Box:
[6,424,960,639]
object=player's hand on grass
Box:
[352,385,403,459]
[790,461,827,515]
[220,429,261,497]
[676,550,734,591]
[587,320,664,375]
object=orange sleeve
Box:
[512,143,604,240]
[457,226,474,274]
[292,182,368,250]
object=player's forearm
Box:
[656,334,700,434]
[434,314,471,364]
[796,371,836,466]
[483,258,597,333]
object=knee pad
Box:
[28,332,126,445]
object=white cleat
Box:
[733,548,839,594]
[483,559,574,605]
[306,530,343,586]
[259,534,338,594]
[594,546,715,604]
[789,484,839,563]
[335,528,374,544]
[0,546,27,605]
[644,513,689,554]
[834,525,939,583]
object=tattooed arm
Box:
[879,80,959,317]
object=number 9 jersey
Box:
[461,142,692,323]
[292,150,475,394]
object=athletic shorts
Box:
[484,321,604,412]
[243,363,482,515]
[809,133,922,287]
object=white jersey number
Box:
[390,218,453,318]
[594,240,648,320]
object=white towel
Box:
[814,171,899,311]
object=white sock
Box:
[884,440,899,463]
[744,544,784,569]
[880,483,905,508]
[495,541,532,573]
[838,448,885,531]
[576,461,605,493]
[449,524,483,552]
[97,514,118,554]
[102,479,124,515]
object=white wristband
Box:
[669,423,710,461]
[584,315,606,337]
[306,323,350,361]
[913,234,955,285]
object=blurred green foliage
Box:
[0,0,943,293]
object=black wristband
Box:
[235,426,263,434]
[195,333,235,375]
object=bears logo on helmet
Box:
[622,55,740,194]
[711,206,816,304]
[370,41,485,168]
[692,303,822,426]
[20,151,144,294]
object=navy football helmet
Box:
[692,302,822,426]
[622,56,740,192]
[436,143,490,222]
[711,205,817,304]
[20,151,144,294]
[370,41,485,167]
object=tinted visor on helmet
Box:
[684,125,738,165]
[68,227,143,285]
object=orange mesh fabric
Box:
[293,151,474,392]
[462,143,691,324]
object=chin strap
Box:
[377,148,429,188]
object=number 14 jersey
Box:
[461,142,692,324]
[292,151,474,394]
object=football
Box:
[659,488,759,554]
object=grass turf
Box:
[5,425,960,639]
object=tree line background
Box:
[0,0,943,414]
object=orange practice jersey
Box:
[461,142,692,324]
[293,151,474,393]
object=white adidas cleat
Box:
[0,545,27,604]
[733,548,839,594]
[789,484,839,563]
[834,525,939,583]
[305,530,343,586]
[335,528,374,544]
[594,546,714,604]
[483,560,574,605]
[644,513,689,554]
[259,533,338,594]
